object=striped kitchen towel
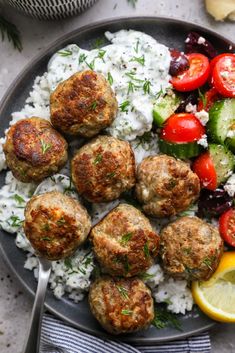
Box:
[40,313,211,353]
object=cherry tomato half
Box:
[160,113,205,143]
[171,53,210,92]
[198,87,220,112]
[212,55,235,98]
[210,53,235,75]
[219,208,235,247]
[192,152,217,190]
[209,54,235,86]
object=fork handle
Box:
[23,259,51,353]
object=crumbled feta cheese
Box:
[223,58,232,67]
[197,134,208,148]
[197,36,206,45]
[221,71,229,79]
[185,37,190,43]
[227,130,235,138]
[224,174,235,196]
[195,110,209,126]
[185,103,197,113]
[220,159,229,166]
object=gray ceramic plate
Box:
[0,17,234,344]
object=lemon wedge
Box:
[192,252,235,322]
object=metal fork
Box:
[23,257,52,353]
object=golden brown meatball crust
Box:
[135,155,200,218]
[89,276,154,334]
[3,117,68,183]
[50,70,118,137]
[160,216,224,281]
[24,191,91,260]
[71,135,136,203]
[90,204,159,277]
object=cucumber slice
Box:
[158,139,202,159]
[153,94,181,127]
[225,123,235,153]
[207,98,235,144]
[209,143,235,185]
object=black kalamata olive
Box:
[169,49,189,76]
[185,32,217,59]
[197,188,233,218]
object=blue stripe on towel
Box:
[40,313,211,353]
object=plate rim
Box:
[1,15,232,343]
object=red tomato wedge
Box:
[171,53,210,92]
[198,87,220,112]
[192,152,217,190]
[160,113,205,143]
[219,209,235,247]
[212,55,235,98]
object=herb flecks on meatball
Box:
[160,216,224,281]
[50,70,118,137]
[135,154,200,218]
[24,191,91,260]
[90,203,159,277]
[71,135,136,203]
[3,117,68,183]
[89,276,154,334]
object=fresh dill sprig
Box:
[107,72,113,85]
[90,100,98,110]
[7,215,23,228]
[97,49,106,62]
[121,309,133,315]
[40,139,51,154]
[0,15,22,51]
[125,71,144,83]
[12,194,25,205]
[198,88,207,108]
[86,59,96,70]
[152,307,182,331]
[139,272,155,281]
[120,232,133,245]
[143,80,152,94]
[41,237,51,241]
[134,39,140,53]
[93,154,103,165]
[64,257,73,270]
[119,100,130,112]
[143,241,150,258]
[130,55,145,66]
[79,53,87,64]
[116,285,129,299]
[58,49,72,57]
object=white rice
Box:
[0,30,194,314]
[153,278,193,314]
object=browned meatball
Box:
[50,70,118,137]
[135,155,200,218]
[160,216,224,281]
[89,276,154,334]
[24,191,91,260]
[71,135,136,202]
[3,117,68,183]
[90,204,159,277]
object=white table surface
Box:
[0,1,234,352]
